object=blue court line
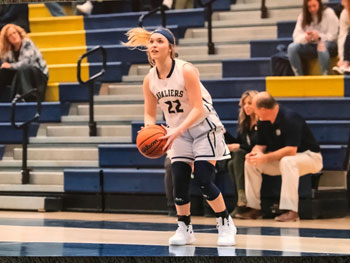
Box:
[0,242,347,257]
[0,218,349,239]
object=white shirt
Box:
[148,58,214,128]
[292,7,339,44]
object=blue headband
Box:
[151,28,175,45]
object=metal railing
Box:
[138,4,167,28]
[261,0,268,18]
[10,89,41,184]
[197,0,216,55]
[77,45,107,137]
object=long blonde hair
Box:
[238,90,258,135]
[123,27,177,67]
[0,24,27,60]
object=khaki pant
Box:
[244,150,323,212]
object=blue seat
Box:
[59,82,101,103]
[64,169,102,193]
[250,38,293,57]
[277,21,296,38]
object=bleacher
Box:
[0,0,348,217]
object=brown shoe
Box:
[274,210,299,222]
[237,208,262,219]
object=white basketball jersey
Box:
[148,59,221,129]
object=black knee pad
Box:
[194,161,221,201]
[172,161,192,206]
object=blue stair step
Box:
[83,9,205,30]
[0,102,67,122]
[131,120,350,145]
[0,123,39,144]
[250,38,293,58]
[213,98,350,120]
[99,144,165,168]
[202,77,266,98]
[98,143,347,171]
[64,169,101,193]
[89,62,129,82]
[85,25,182,46]
[277,21,296,38]
[59,82,101,103]
[222,58,271,77]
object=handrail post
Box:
[77,46,106,137]
[261,0,268,18]
[161,5,166,27]
[207,2,215,55]
[21,124,29,184]
[138,5,167,28]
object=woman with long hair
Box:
[287,0,339,75]
[123,27,236,247]
[0,24,48,101]
[226,90,258,218]
[333,0,350,74]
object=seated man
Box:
[239,92,323,222]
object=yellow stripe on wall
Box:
[41,46,88,65]
[266,76,344,97]
[45,82,59,101]
[48,63,89,83]
[30,30,86,49]
[30,16,84,33]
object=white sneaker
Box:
[333,65,345,75]
[169,222,195,245]
[216,216,236,246]
[76,1,93,15]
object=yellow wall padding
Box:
[30,16,84,33]
[41,46,88,65]
[306,57,338,75]
[45,82,59,101]
[30,30,86,49]
[266,76,344,97]
[48,63,89,83]
[29,4,51,18]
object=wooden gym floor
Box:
[0,211,349,257]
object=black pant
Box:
[0,65,47,102]
[344,31,350,62]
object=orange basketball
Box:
[136,124,167,159]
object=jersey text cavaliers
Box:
[156,89,184,101]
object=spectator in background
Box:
[45,2,66,17]
[0,24,48,102]
[333,0,350,74]
[238,92,323,222]
[225,90,258,219]
[0,4,29,33]
[287,0,339,75]
[175,0,193,9]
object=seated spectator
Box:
[0,4,29,33]
[239,92,323,222]
[287,0,339,75]
[333,0,350,74]
[45,2,66,17]
[0,24,48,102]
[175,0,193,9]
[225,90,258,219]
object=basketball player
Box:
[123,27,236,246]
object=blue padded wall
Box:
[103,168,165,194]
[99,144,165,168]
[64,169,101,193]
